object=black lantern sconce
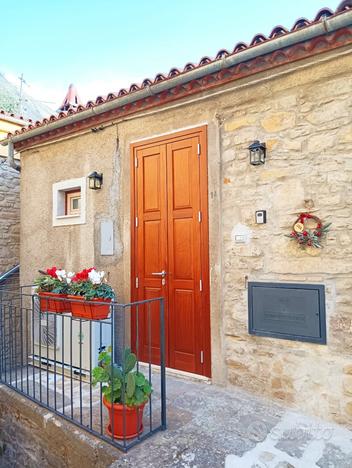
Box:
[88,171,103,190]
[248,140,266,166]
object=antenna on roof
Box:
[18,73,28,115]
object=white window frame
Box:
[52,177,86,226]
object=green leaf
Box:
[112,377,122,390]
[143,382,152,395]
[126,373,136,398]
[124,350,136,373]
[92,366,109,384]
[111,365,123,380]
[135,372,146,387]
[135,387,145,405]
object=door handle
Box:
[151,270,167,277]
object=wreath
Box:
[287,212,331,248]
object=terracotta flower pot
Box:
[67,295,111,320]
[103,396,146,440]
[39,292,70,314]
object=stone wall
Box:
[19,48,352,426]
[0,158,20,274]
[220,57,352,427]
[0,386,118,467]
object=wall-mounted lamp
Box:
[248,140,266,166]
[88,171,103,190]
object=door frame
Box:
[130,125,211,377]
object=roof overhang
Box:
[2,8,352,152]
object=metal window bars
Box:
[0,287,166,452]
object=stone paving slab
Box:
[111,374,352,468]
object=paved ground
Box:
[4,366,352,467]
[112,373,352,468]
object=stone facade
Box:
[221,65,352,427]
[19,48,352,426]
[0,385,118,467]
[0,158,20,275]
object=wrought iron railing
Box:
[0,288,166,452]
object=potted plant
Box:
[92,347,152,439]
[34,267,73,313]
[67,268,114,320]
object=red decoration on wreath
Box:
[286,212,331,249]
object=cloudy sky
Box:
[2,0,341,110]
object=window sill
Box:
[56,214,81,220]
[53,214,86,227]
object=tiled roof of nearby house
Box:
[4,1,352,148]
[0,109,26,123]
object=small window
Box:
[65,190,81,216]
[52,177,86,226]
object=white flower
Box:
[56,269,66,282]
[89,269,103,285]
[67,272,75,278]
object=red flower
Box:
[72,267,95,282]
[46,267,58,278]
[316,232,321,237]
[303,231,308,236]
[317,223,322,229]
[291,231,297,237]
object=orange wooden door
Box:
[131,127,211,377]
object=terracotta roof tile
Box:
[0,109,26,121]
[269,26,289,38]
[7,1,352,140]
[292,18,311,30]
[314,8,334,21]
[233,42,248,53]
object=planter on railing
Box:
[38,292,71,314]
[67,295,111,320]
[35,267,114,319]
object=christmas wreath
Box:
[287,213,331,248]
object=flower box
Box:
[39,292,71,314]
[67,295,111,320]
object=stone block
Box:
[343,376,352,396]
[261,112,295,132]
[224,115,256,132]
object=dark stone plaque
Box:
[248,282,326,344]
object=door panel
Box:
[166,137,202,374]
[135,144,168,364]
[131,127,210,377]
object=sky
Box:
[2,0,341,110]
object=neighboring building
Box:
[59,83,82,112]
[0,110,26,158]
[0,72,53,121]
[3,2,352,426]
[0,110,25,277]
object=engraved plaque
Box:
[248,282,326,344]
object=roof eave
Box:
[2,9,352,148]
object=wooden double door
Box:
[131,126,211,377]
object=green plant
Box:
[70,281,114,300]
[34,273,68,294]
[92,347,152,406]
[69,268,115,300]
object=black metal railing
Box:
[0,288,166,452]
